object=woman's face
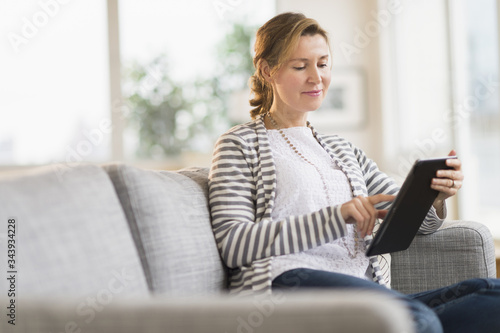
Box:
[269,34,331,117]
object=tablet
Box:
[365,156,456,257]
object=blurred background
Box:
[0,0,499,240]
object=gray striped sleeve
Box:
[209,130,348,269]
[351,144,444,234]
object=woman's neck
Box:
[266,107,308,129]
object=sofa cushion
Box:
[0,164,149,297]
[391,220,496,294]
[104,164,226,296]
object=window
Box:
[118,0,275,163]
[381,0,500,238]
[0,0,275,167]
[450,0,500,238]
[0,1,109,165]
[385,0,454,182]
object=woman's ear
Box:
[259,59,273,84]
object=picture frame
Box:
[308,67,367,131]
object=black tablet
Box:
[365,156,456,256]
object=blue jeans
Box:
[272,268,500,333]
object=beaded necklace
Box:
[266,111,360,258]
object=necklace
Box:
[266,112,360,258]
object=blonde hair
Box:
[249,12,330,119]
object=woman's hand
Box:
[340,194,396,237]
[431,150,464,217]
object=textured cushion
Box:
[391,220,496,294]
[0,164,149,296]
[104,164,226,296]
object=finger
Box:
[445,158,462,170]
[430,181,460,198]
[432,177,454,188]
[368,194,396,205]
[434,174,464,192]
[343,205,368,236]
[431,183,457,194]
[357,196,379,237]
[377,210,389,219]
[431,176,457,188]
[342,202,364,225]
[436,169,463,180]
[353,197,372,237]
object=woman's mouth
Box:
[303,89,322,97]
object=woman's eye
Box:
[293,66,305,70]
[318,63,328,68]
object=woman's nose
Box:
[308,67,322,84]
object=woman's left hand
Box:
[431,150,463,214]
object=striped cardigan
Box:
[208,117,443,295]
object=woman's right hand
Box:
[340,194,396,237]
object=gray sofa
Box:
[0,163,496,333]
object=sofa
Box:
[0,163,496,333]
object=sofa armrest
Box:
[4,292,414,333]
[391,220,496,294]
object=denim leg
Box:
[409,278,500,333]
[272,268,443,333]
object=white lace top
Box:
[268,126,370,280]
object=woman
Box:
[208,12,500,333]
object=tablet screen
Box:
[365,156,456,256]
